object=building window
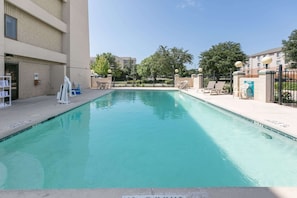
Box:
[257,56,260,61]
[257,63,260,67]
[5,15,17,40]
[276,60,281,66]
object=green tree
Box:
[138,57,153,78]
[138,54,162,83]
[91,55,110,76]
[91,52,123,80]
[100,52,122,79]
[199,41,247,81]
[123,58,137,81]
[282,29,297,68]
[155,45,193,78]
[100,52,117,68]
[184,68,197,77]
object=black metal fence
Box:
[274,65,297,107]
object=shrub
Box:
[165,79,173,84]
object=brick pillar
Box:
[233,71,245,97]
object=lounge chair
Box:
[210,81,226,95]
[96,81,110,89]
[203,81,216,93]
[96,81,104,89]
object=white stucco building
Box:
[243,47,286,77]
[114,56,137,69]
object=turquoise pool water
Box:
[0,90,297,189]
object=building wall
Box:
[0,0,5,75]
[115,56,137,69]
[4,2,63,52]
[243,47,286,77]
[18,58,51,98]
[1,0,90,99]
[5,56,65,98]
[63,0,91,88]
[30,0,63,20]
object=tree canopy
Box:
[90,55,110,76]
[156,45,193,77]
[199,41,247,81]
[282,29,297,68]
[121,58,137,80]
[90,52,122,78]
[138,55,160,82]
[137,45,193,81]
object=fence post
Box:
[278,64,283,105]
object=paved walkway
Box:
[0,88,297,198]
[0,89,113,140]
[182,88,297,140]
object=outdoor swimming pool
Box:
[0,90,297,189]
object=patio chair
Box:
[96,81,104,89]
[72,83,81,94]
[210,81,226,95]
[203,81,216,93]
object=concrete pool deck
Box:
[0,88,297,197]
[182,88,297,140]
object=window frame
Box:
[4,14,17,40]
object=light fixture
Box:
[261,57,272,69]
[234,61,243,69]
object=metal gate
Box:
[274,65,297,107]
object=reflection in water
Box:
[102,90,186,120]
[94,93,113,109]
[137,91,186,120]
[94,91,138,109]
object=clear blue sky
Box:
[88,0,297,69]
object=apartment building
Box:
[243,47,286,77]
[115,56,137,69]
[90,56,137,70]
[0,0,90,100]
